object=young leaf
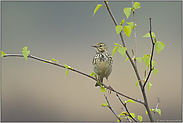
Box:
[143,32,156,38]
[155,109,161,116]
[143,33,150,37]
[51,58,59,63]
[64,63,73,77]
[153,68,158,75]
[142,54,151,68]
[136,80,140,87]
[101,103,107,107]
[146,109,152,114]
[65,70,69,77]
[64,63,73,70]
[89,72,97,78]
[125,57,129,62]
[118,47,127,57]
[112,46,118,56]
[148,82,152,91]
[133,2,141,9]
[136,57,141,63]
[126,99,135,103]
[101,86,106,92]
[155,41,165,54]
[138,115,143,122]
[93,4,103,17]
[22,46,30,60]
[123,7,132,18]
[120,111,128,116]
[126,22,137,29]
[129,113,135,119]
[116,25,123,34]
[123,26,131,37]
[120,19,124,25]
[152,61,155,69]
[114,43,122,47]
[1,51,6,57]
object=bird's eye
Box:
[99,45,102,47]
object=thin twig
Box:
[143,18,155,90]
[121,107,131,122]
[2,53,144,104]
[132,1,137,65]
[104,95,121,122]
[152,98,160,119]
[116,94,137,122]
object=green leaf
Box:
[112,46,118,57]
[143,32,156,38]
[1,51,6,57]
[126,22,137,29]
[129,113,135,119]
[65,70,69,77]
[101,86,106,92]
[123,26,131,37]
[138,115,143,122]
[155,109,161,116]
[64,63,73,70]
[89,72,97,78]
[44,60,49,63]
[126,99,135,103]
[125,57,129,62]
[123,7,132,18]
[148,82,152,91]
[118,47,127,57]
[133,2,141,9]
[114,43,122,47]
[116,25,123,34]
[146,109,152,114]
[22,46,30,60]
[64,63,73,77]
[101,103,107,107]
[136,57,141,63]
[120,111,128,116]
[120,19,124,25]
[93,4,103,17]
[136,80,140,87]
[142,54,151,68]
[155,41,165,54]
[51,58,59,63]
[153,68,158,75]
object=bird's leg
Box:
[106,78,113,94]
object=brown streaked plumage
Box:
[92,42,113,86]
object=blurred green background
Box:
[1,1,181,122]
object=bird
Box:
[92,42,113,86]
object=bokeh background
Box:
[1,1,182,122]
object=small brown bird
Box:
[92,42,113,86]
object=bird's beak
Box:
[92,45,97,48]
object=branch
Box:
[143,18,155,90]
[104,95,121,122]
[103,1,154,121]
[104,1,143,89]
[104,84,144,105]
[116,94,137,122]
[152,98,160,119]
[3,54,96,81]
[132,1,137,65]
[2,53,144,104]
